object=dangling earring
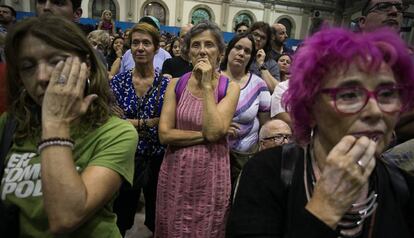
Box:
[391,130,398,146]
[310,127,315,141]
[19,88,27,103]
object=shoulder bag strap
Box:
[174,72,192,103]
[280,143,302,188]
[380,155,409,205]
[217,75,229,102]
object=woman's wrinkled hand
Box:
[306,135,377,227]
[193,58,214,89]
[42,56,98,125]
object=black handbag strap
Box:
[280,143,303,188]
[380,155,409,205]
[0,115,17,179]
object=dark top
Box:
[161,56,193,79]
[227,145,414,238]
[249,58,280,81]
[269,45,295,61]
[110,70,169,158]
[0,64,5,114]
[106,52,118,70]
[77,23,95,35]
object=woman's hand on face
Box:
[193,58,214,89]
[310,136,377,220]
[256,49,266,66]
[42,56,98,125]
[115,45,123,58]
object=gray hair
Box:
[181,20,225,59]
[87,30,110,50]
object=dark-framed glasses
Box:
[262,134,292,144]
[366,2,409,14]
[320,85,403,115]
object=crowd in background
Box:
[0,0,414,238]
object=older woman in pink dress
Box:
[156,21,240,237]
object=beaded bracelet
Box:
[37,137,75,153]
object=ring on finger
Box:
[57,75,67,85]
[357,159,365,173]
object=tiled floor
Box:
[125,208,153,238]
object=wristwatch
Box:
[259,64,267,71]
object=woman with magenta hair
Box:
[227,27,414,238]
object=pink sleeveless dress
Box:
[155,83,231,238]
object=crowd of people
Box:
[0,0,413,237]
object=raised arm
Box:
[158,78,206,146]
[192,58,239,142]
[202,79,239,142]
[256,50,279,93]
[260,67,278,93]
[40,57,137,234]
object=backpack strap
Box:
[217,75,229,102]
[0,115,16,179]
[380,154,409,205]
[174,72,192,103]
[280,143,302,188]
[175,73,229,103]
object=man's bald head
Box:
[259,119,292,151]
[180,23,193,39]
[260,119,291,139]
[272,23,288,45]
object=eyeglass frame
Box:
[319,85,403,115]
[365,1,409,15]
[261,134,292,143]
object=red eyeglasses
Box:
[320,85,403,115]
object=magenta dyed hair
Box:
[283,27,414,145]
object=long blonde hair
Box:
[101,9,115,25]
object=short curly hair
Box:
[234,21,249,32]
[283,27,414,145]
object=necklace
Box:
[303,146,378,238]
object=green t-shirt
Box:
[0,114,138,238]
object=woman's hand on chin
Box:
[193,59,214,89]
[306,135,377,228]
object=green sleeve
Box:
[87,117,138,186]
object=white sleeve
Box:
[270,81,289,117]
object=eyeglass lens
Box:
[334,87,401,114]
[369,2,408,13]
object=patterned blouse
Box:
[110,69,169,158]
[229,73,271,152]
